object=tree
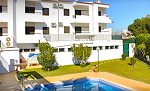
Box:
[128,16,150,36]
[136,34,150,61]
[137,44,146,60]
[71,44,91,67]
[37,42,56,71]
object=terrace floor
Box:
[0,71,150,91]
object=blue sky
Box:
[69,0,150,33]
[100,0,150,33]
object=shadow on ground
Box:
[41,66,59,71]
[128,63,132,66]
[20,71,44,79]
[74,62,90,67]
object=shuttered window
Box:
[43,8,49,15]
[64,26,70,33]
[25,7,35,13]
[43,27,49,35]
[64,9,69,16]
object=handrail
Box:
[24,77,35,88]
[16,71,35,89]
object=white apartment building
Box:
[0,0,124,73]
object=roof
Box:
[41,0,109,5]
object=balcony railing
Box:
[98,15,111,23]
[25,0,40,2]
[25,12,41,14]
[94,34,112,41]
[44,34,75,41]
[73,15,89,18]
[43,34,112,42]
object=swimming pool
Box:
[23,78,132,91]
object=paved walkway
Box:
[0,71,21,91]
[1,71,150,91]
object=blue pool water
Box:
[24,78,131,91]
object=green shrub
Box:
[80,63,85,67]
[130,57,136,66]
[121,53,127,61]
[71,44,91,67]
[37,42,56,71]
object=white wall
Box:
[0,0,111,44]
[0,0,117,73]
[0,48,20,73]
[15,0,112,43]
[0,0,17,48]
[19,40,123,66]
[129,43,135,57]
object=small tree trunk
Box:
[48,68,50,71]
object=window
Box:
[115,46,119,49]
[110,46,114,49]
[54,48,58,52]
[75,10,81,15]
[0,6,2,13]
[25,27,35,35]
[75,27,81,33]
[99,46,103,50]
[43,8,49,15]
[64,9,69,16]
[98,11,101,16]
[68,48,72,52]
[0,28,2,36]
[105,46,109,49]
[64,26,70,33]
[0,27,8,36]
[93,46,97,50]
[25,7,35,13]
[31,49,35,52]
[99,26,101,32]
[43,27,49,35]
[24,49,30,52]
[20,49,23,52]
[59,48,64,52]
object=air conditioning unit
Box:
[58,22,63,27]
[89,37,93,41]
[6,37,13,48]
[51,23,56,27]
[53,3,57,8]
[35,44,38,47]
[59,4,63,8]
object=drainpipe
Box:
[57,0,59,41]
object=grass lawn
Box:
[20,58,150,84]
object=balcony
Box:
[72,15,90,23]
[25,0,40,3]
[0,0,8,13]
[0,5,7,13]
[72,5,90,23]
[98,14,111,23]
[0,22,8,37]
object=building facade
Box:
[0,0,124,73]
